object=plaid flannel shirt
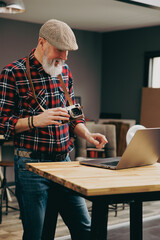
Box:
[0,49,85,153]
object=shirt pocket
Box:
[22,88,47,113]
[57,86,71,108]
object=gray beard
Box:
[42,56,64,77]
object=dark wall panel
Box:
[0,18,102,122]
[101,26,160,123]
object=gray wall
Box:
[1,20,160,128]
[1,18,160,167]
[0,18,102,177]
[101,26,160,123]
[0,18,102,122]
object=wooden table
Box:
[26,161,160,240]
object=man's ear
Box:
[39,37,47,49]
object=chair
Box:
[75,122,117,160]
[0,161,19,224]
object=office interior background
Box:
[0,1,160,176]
[1,1,160,239]
[1,1,160,125]
[0,1,160,170]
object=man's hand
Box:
[74,123,108,149]
[34,107,70,127]
[85,133,108,149]
[15,107,70,133]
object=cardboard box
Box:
[140,88,160,127]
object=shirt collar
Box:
[28,48,66,76]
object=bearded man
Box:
[0,19,107,240]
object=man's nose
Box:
[60,50,68,61]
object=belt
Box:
[14,149,68,161]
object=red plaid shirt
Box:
[0,49,85,153]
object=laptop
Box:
[80,128,160,170]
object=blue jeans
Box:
[14,149,91,240]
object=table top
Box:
[26,161,160,197]
[0,161,14,167]
[0,135,13,146]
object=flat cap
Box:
[39,19,78,51]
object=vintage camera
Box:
[63,103,84,123]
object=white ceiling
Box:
[1,0,160,32]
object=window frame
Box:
[144,51,160,87]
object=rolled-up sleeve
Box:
[0,68,19,140]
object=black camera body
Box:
[62,103,84,123]
[66,103,84,121]
[62,103,84,124]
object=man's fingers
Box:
[51,120,62,125]
[50,109,70,117]
[88,133,108,149]
[95,143,105,149]
[88,136,99,146]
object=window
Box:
[144,51,160,87]
[148,57,160,87]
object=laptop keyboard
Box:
[101,161,119,166]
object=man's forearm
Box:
[73,123,90,139]
[15,118,85,135]
[15,117,30,133]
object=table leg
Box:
[0,187,2,224]
[91,199,108,240]
[130,200,143,240]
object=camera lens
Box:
[72,108,82,116]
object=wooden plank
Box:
[26,162,160,196]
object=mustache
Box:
[48,58,65,66]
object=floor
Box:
[1,192,160,240]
